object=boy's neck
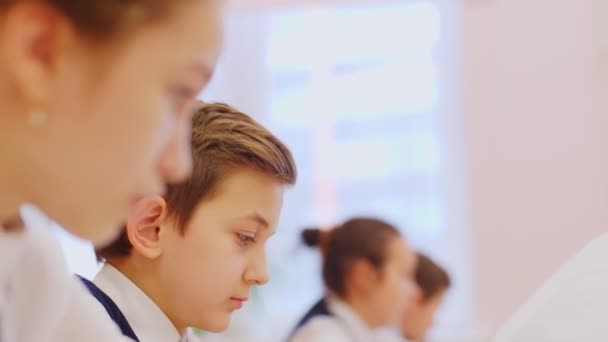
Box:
[105,257,158,302]
[105,257,187,333]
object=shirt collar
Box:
[326,296,377,342]
[327,296,405,342]
[94,264,181,342]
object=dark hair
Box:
[0,0,177,39]
[415,253,450,301]
[302,217,401,297]
[97,101,297,260]
[301,228,326,248]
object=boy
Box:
[83,102,297,341]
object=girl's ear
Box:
[349,259,382,294]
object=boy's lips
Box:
[229,296,248,309]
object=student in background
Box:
[401,253,451,342]
[0,1,222,340]
[290,218,419,342]
[85,102,297,341]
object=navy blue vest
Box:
[78,275,140,341]
[289,298,332,340]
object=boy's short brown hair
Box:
[97,102,297,260]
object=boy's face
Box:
[157,168,284,332]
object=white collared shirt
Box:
[495,234,608,342]
[0,204,133,342]
[94,264,186,342]
[290,297,405,342]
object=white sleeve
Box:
[289,317,352,342]
[494,234,608,341]
[2,213,133,342]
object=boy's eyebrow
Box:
[243,212,269,229]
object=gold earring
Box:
[27,108,47,126]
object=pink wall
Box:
[462,0,608,336]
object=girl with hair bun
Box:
[290,217,419,342]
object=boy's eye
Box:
[236,233,256,246]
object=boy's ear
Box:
[125,195,169,260]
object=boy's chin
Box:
[199,314,231,333]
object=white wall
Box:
[462,0,608,337]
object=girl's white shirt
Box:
[290,296,405,342]
[0,204,133,341]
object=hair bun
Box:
[301,228,322,247]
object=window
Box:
[204,2,470,341]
